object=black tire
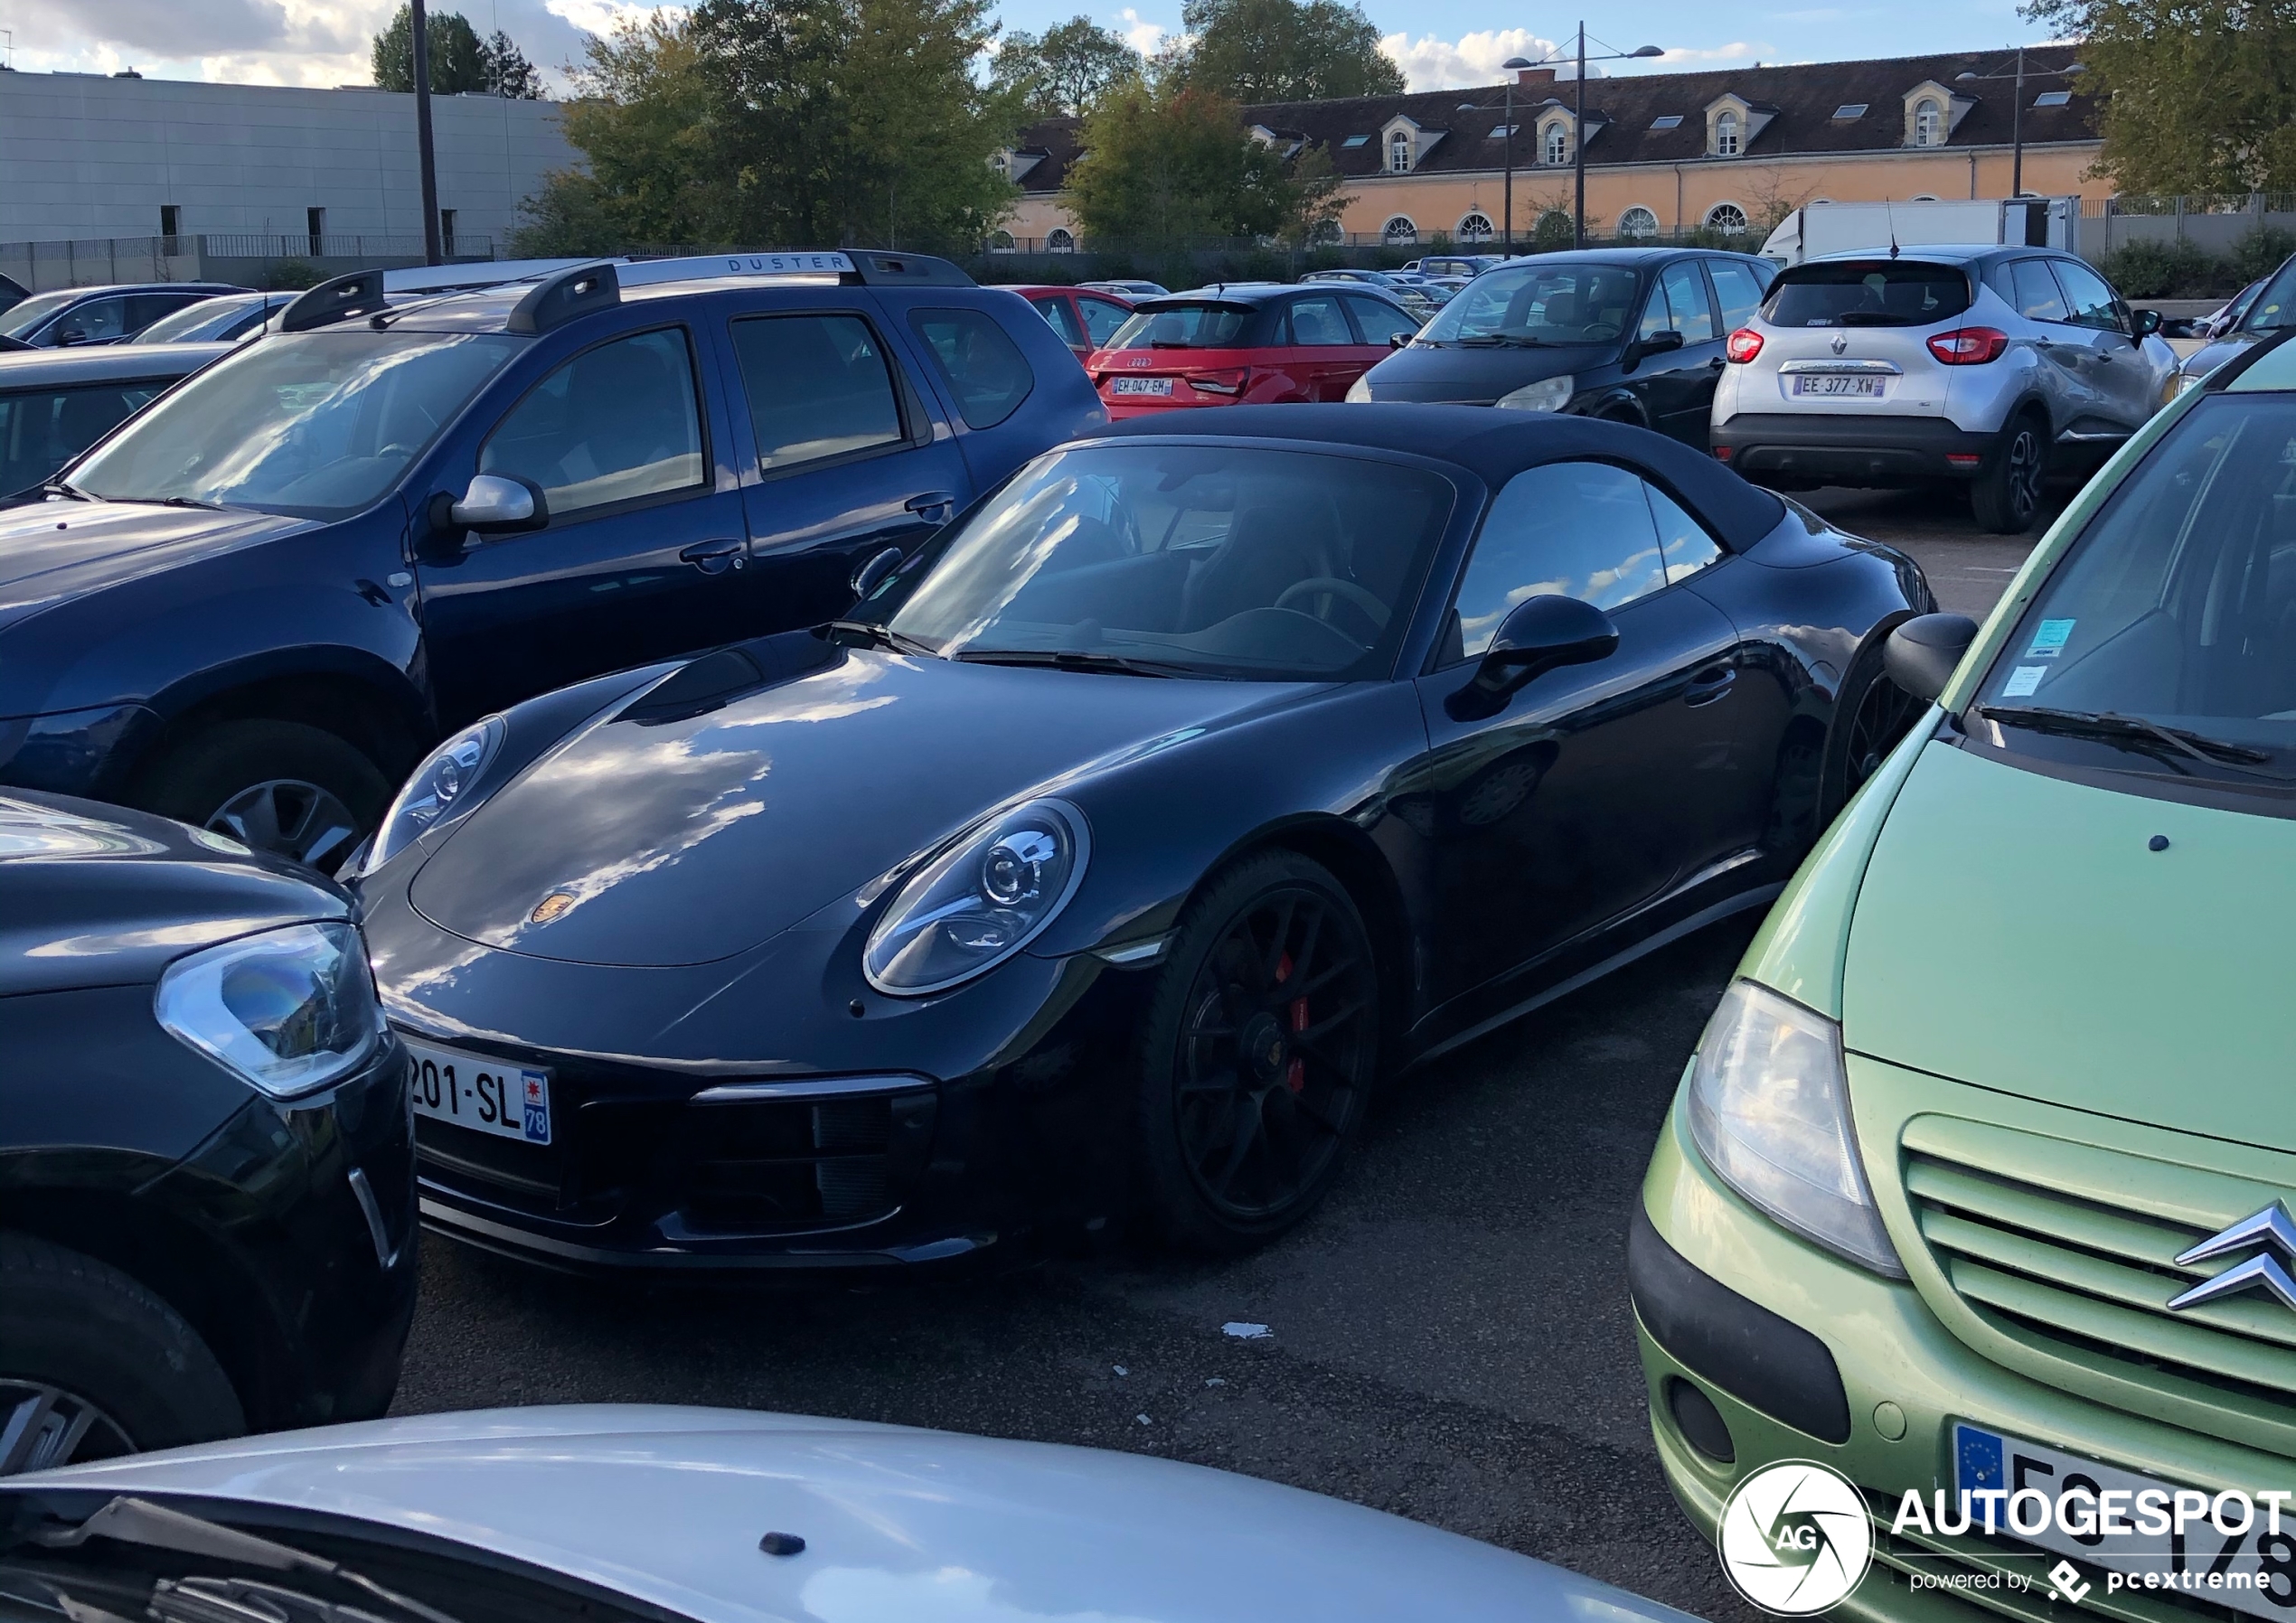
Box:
[1970,410,2048,534]
[1820,635,1922,821]
[1135,852,1381,1253]
[0,1232,244,1473]
[136,718,391,871]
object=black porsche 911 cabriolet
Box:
[357,404,1932,1271]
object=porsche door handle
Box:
[679,538,747,575]
[1685,665,1737,706]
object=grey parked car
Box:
[0,342,228,498]
[1710,245,2178,532]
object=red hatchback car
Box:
[1086,285,1421,418]
[1007,285,1135,360]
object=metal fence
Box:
[2088,193,2296,218]
[0,232,498,294]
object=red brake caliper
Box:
[1277,952,1306,1094]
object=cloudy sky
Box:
[10,0,2058,93]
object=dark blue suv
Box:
[0,251,1103,866]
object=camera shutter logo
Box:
[1717,1459,1874,1614]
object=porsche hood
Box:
[409,647,1290,967]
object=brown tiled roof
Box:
[1011,114,1083,193]
[1012,47,2094,192]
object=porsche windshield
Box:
[1971,393,2296,790]
[67,331,522,518]
[874,445,1457,680]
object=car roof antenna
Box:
[1887,198,1900,259]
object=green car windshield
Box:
[1971,391,2296,788]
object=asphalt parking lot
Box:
[392,483,2049,1621]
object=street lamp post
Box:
[1501,56,1533,252]
[411,0,443,266]
[1956,47,2084,203]
[1524,31,1662,249]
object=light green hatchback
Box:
[1633,337,2296,1621]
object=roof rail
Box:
[614,249,974,291]
[506,261,620,335]
[278,269,391,333]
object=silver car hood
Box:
[22,1405,1696,1623]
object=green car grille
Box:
[1902,1116,2296,1456]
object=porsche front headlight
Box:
[365,716,504,874]
[1494,374,1575,412]
[1686,980,1904,1276]
[155,922,384,1099]
[863,799,1089,996]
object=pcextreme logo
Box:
[1718,1459,1875,1615]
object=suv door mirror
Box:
[1388,331,1413,350]
[1446,594,1620,720]
[1626,328,1685,370]
[52,326,87,348]
[444,473,549,534]
[1883,613,1980,704]
[2131,307,2162,338]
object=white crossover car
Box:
[1710,245,2178,532]
[1,1404,1704,1623]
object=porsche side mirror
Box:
[442,473,548,535]
[851,545,904,598]
[2131,307,2162,338]
[1883,613,1980,704]
[1446,595,1620,721]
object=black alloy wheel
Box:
[0,1382,135,1475]
[1971,413,2047,534]
[1817,635,1924,824]
[137,718,391,871]
[1137,853,1379,1252]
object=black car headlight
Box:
[364,716,505,874]
[154,921,385,1098]
[863,799,1090,996]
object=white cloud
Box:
[1378,28,1561,92]
[1655,40,1777,64]
[1115,7,1167,56]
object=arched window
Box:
[1047,227,1076,253]
[1388,132,1413,173]
[1705,202,1747,235]
[1382,215,1418,245]
[1714,110,1741,155]
[987,230,1016,252]
[990,153,1010,175]
[1456,211,1495,242]
[1910,193,1940,202]
[1617,205,1660,239]
[1915,99,1943,146]
[1544,123,1569,164]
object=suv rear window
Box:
[1763,261,1971,328]
[1104,302,1257,350]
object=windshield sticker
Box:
[2025,618,2075,660]
[2003,666,2047,698]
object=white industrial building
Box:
[0,69,580,286]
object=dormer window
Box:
[1714,110,1740,155]
[1388,131,1412,172]
[1914,98,1943,145]
[1544,123,1568,164]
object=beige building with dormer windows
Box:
[997,47,2102,249]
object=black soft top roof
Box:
[1100,403,1787,552]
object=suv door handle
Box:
[679,538,747,575]
[1685,664,1736,706]
[1708,355,1726,369]
[906,493,957,523]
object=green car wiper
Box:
[1976,702,2289,776]
[954,649,1186,678]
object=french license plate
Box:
[1953,1422,2295,1617]
[1109,376,1173,396]
[403,1037,552,1145]
[1793,374,1885,397]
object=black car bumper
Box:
[1711,413,1999,488]
[402,952,1157,1275]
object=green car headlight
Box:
[1687,980,1905,1278]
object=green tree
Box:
[993,16,1143,117]
[2020,0,2296,192]
[372,5,543,97]
[1176,0,1404,104]
[512,0,1021,257]
[1062,80,1350,247]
